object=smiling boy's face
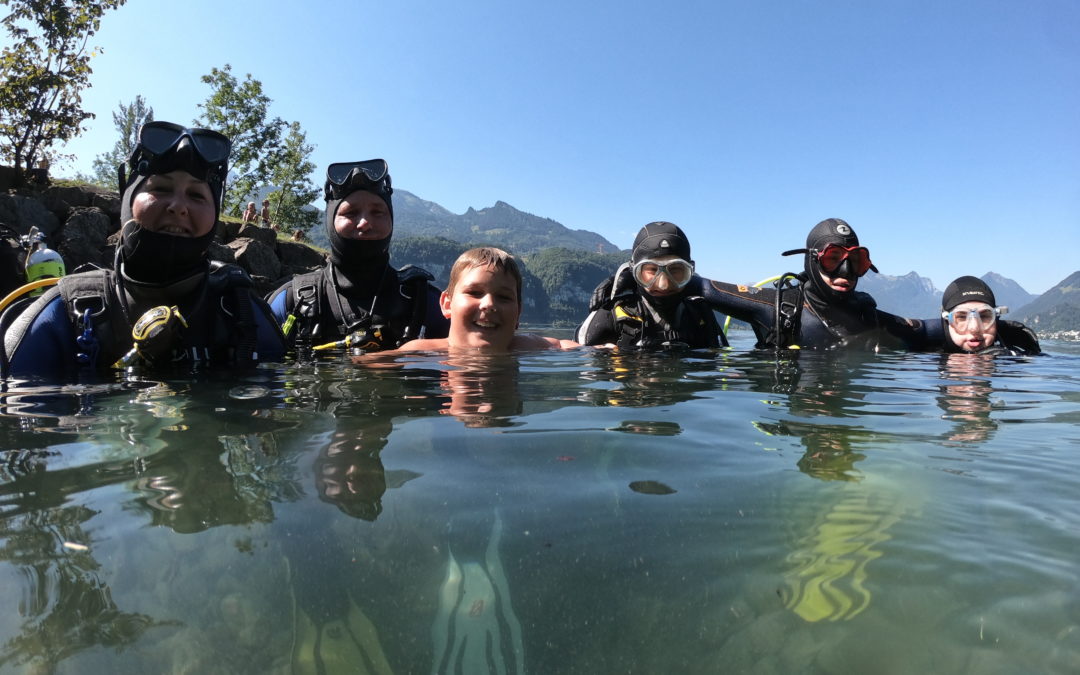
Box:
[440,264,522,351]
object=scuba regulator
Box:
[114,305,189,368]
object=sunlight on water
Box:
[1,335,1079,673]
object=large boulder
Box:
[40,184,121,224]
[0,193,60,237]
[235,223,277,247]
[57,207,114,271]
[207,241,237,265]
[43,185,99,209]
[277,240,325,273]
[92,191,122,219]
[226,238,281,293]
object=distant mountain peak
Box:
[395,189,455,218]
[390,189,619,255]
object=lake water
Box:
[1,332,1079,674]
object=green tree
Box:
[88,95,152,188]
[195,64,284,216]
[0,0,127,173]
[264,121,318,233]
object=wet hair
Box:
[446,247,523,304]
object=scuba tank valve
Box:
[23,227,65,281]
[22,227,65,296]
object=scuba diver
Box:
[2,121,286,380]
[692,218,940,350]
[266,159,448,354]
[939,275,1040,355]
[576,221,727,349]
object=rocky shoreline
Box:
[0,176,325,298]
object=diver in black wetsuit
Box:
[266,159,448,354]
[939,276,1040,355]
[692,218,940,350]
[3,121,286,380]
[576,222,727,349]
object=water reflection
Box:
[134,430,301,534]
[0,505,173,672]
[0,343,1078,672]
[578,350,716,408]
[937,353,998,443]
[0,376,308,670]
[315,421,423,521]
[742,351,913,623]
[438,354,524,428]
[746,351,881,481]
[754,419,869,482]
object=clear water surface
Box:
[1,332,1078,674]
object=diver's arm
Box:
[876,311,945,352]
[250,292,287,362]
[689,275,775,331]
[575,306,617,346]
[266,281,291,328]
[4,292,79,381]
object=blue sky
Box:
[26,0,1080,294]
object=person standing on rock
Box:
[266,159,448,354]
[260,198,272,227]
[2,121,285,380]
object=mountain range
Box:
[306,192,1080,334]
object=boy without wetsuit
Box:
[396,247,578,353]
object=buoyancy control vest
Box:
[57,261,262,370]
[995,320,1042,355]
[580,267,727,350]
[280,263,435,350]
